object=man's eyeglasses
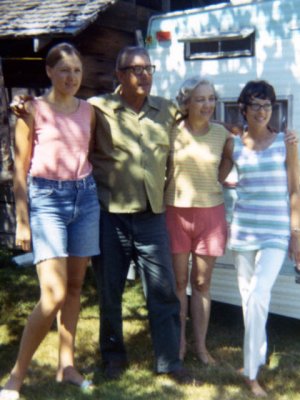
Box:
[119,65,156,75]
[248,103,272,112]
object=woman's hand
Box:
[289,232,300,270]
[15,222,32,252]
[285,129,298,145]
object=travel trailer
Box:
[146,0,300,319]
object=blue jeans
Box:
[92,210,181,373]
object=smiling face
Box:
[116,53,153,99]
[244,97,272,129]
[46,52,83,97]
[187,83,216,123]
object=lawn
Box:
[1,249,300,399]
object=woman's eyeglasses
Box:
[248,103,272,112]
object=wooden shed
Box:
[0,0,172,248]
[0,0,223,248]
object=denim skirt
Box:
[28,174,100,264]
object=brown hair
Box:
[45,43,82,68]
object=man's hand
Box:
[10,95,34,118]
[285,129,298,145]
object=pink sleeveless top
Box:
[29,98,93,180]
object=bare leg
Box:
[1,258,67,394]
[246,378,267,397]
[172,253,190,360]
[56,256,89,385]
[190,254,216,365]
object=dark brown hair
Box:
[238,80,276,119]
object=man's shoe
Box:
[167,367,202,386]
[103,360,128,380]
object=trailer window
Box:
[217,99,290,132]
[182,30,255,60]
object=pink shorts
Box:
[166,204,227,257]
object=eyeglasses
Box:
[248,103,272,112]
[119,65,156,75]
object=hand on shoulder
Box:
[284,129,298,145]
[10,94,34,118]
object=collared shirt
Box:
[88,87,178,213]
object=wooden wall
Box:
[1,1,156,99]
[0,183,15,248]
[0,58,15,248]
[77,1,155,97]
[0,1,157,248]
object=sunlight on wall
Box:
[147,0,300,130]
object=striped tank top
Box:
[228,132,290,251]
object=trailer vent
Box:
[180,29,255,60]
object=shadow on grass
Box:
[3,254,300,399]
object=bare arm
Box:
[218,135,234,184]
[13,114,34,251]
[88,105,96,155]
[286,141,300,267]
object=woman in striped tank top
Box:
[220,80,300,397]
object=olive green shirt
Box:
[88,87,177,213]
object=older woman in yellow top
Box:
[165,77,229,364]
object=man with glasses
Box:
[89,46,197,384]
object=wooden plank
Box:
[95,2,141,32]
[0,202,15,233]
[0,233,15,249]
[78,27,135,58]
[0,181,14,203]
[0,57,13,181]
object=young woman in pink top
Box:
[0,43,100,400]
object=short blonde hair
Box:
[176,77,217,115]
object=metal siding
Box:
[148,0,300,319]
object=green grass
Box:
[1,249,300,399]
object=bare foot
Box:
[197,351,216,366]
[56,366,87,387]
[246,379,267,397]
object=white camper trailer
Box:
[146,0,300,319]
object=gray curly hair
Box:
[176,77,217,115]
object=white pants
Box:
[233,248,286,380]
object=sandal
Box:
[62,379,95,393]
[78,380,95,393]
[57,366,95,393]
